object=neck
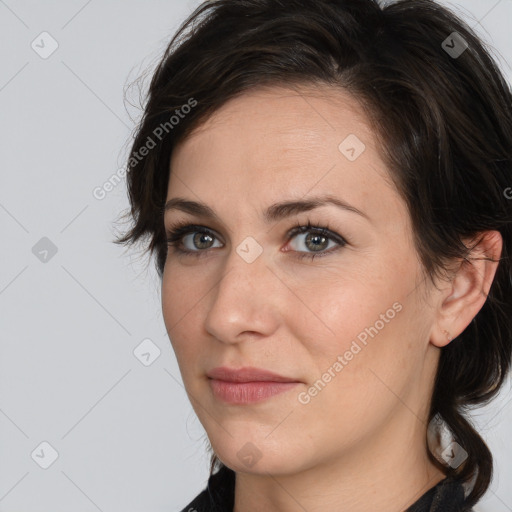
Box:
[233,406,447,512]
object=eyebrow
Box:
[163,195,370,224]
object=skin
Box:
[161,84,502,512]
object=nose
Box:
[204,245,282,344]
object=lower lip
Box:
[209,379,299,404]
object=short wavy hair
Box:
[115,0,512,508]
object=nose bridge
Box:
[204,240,279,342]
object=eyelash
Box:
[165,219,348,261]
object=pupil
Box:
[195,233,212,249]
[307,234,327,251]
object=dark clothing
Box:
[179,466,474,512]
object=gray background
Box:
[0,1,511,511]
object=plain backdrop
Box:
[1,1,511,511]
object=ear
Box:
[430,230,503,348]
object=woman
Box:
[115,0,512,510]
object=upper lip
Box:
[207,366,300,383]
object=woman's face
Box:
[162,85,442,475]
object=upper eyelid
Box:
[165,222,336,237]
[165,222,347,247]
[166,223,223,240]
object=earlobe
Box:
[442,329,453,342]
[430,230,503,349]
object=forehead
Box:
[173,84,375,162]
[167,85,401,228]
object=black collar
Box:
[180,466,474,512]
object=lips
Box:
[206,366,301,404]
[207,366,300,383]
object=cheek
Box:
[285,266,397,350]
[161,265,205,373]
[161,260,209,328]
[293,301,416,447]
[292,261,417,392]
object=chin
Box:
[209,434,318,476]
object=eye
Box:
[285,221,347,260]
[165,219,347,260]
[166,222,222,258]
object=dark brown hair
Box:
[115,0,512,508]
